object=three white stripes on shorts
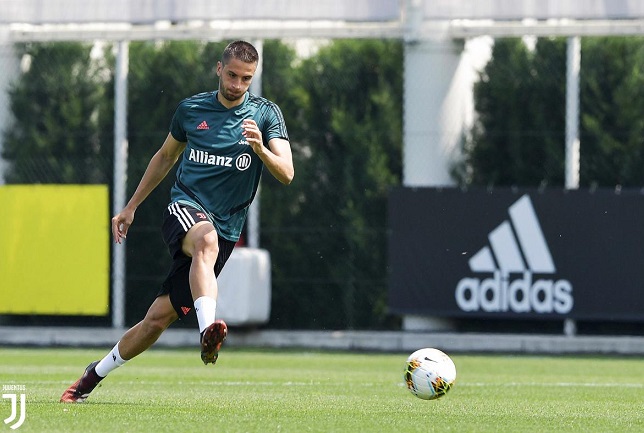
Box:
[168,202,196,232]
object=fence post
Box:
[247,39,263,249]
[565,36,581,190]
[564,36,581,336]
[112,40,129,329]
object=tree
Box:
[459,36,644,189]
[457,38,566,187]
[580,37,644,186]
[262,39,404,329]
[2,42,111,184]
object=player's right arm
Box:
[112,133,186,244]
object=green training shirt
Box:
[169,91,289,241]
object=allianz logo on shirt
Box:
[188,149,252,172]
[455,194,574,315]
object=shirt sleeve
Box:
[169,102,188,142]
[262,102,289,143]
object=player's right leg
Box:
[161,203,234,365]
[200,319,228,365]
[180,221,228,364]
[60,295,178,403]
[161,251,230,365]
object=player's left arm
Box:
[242,119,294,185]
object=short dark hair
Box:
[222,41,259,65]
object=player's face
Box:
[216,58,256,106]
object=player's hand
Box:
[241,119,264,155]
[112,208,135,244]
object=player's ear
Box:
[216,61,222,77]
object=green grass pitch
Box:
[1,347,643,432]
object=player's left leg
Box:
[60,295,178,403]
[117,294,179,359]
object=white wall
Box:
[403,36,492,187]
[3,0,644,24]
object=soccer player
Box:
[60,40,294,403]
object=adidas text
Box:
[455,271,574,314]
[454,194,574,315]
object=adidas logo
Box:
[455,194,574,314]
[197,121,209,130]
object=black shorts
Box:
[158,202,236,319]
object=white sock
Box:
[95,342,127,378]
[194,296,217,334]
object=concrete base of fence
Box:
[1,326,643,355]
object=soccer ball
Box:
[404,348,456,400]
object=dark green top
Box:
[169,91,289,241]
